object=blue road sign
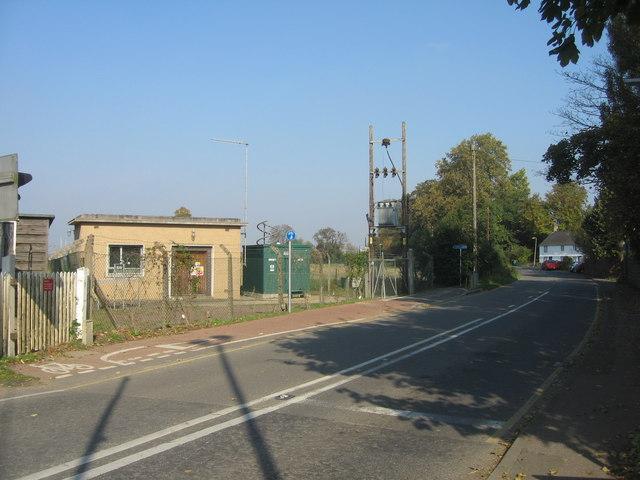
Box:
[453,245,468,249]
[286,230,296,241]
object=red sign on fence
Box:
[43,278,54,291]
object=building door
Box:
[171,247,211,296]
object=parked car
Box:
[570,261,585,273]
[541,259,560,270]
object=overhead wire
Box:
[383,144,403,188]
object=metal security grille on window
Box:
[109,245,143,276]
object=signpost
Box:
[286,230,296,312]
[453,245,468,287]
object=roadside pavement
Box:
[487,279,640,480]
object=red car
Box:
[541,260,560,270]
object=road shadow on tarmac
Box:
[272,276,640,476]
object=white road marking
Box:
[304,398,505,429]
[19,291,550,480]
[35,363,94,375]
[100,346,147,366]
[0,390,65,403]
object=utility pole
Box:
[401,122,408,275]
[368,122,409,294]
[471,141,478,289]
[369,126,375,262]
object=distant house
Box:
[59,214,245,300]
[539,231,583,263]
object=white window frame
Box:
[108,244,144,277]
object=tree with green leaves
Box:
[410,133,524,284]
[344,251,368,278]
[508,0,640,66]
[576,197,621,260]
[544,182,588,232]
[542,16,640,252]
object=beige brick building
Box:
[67,214,245,299]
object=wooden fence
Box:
[1,270,88,357]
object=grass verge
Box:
[0,340,89,387]
[0,355,40,387]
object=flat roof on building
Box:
[68,214,245,228]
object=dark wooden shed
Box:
[16,214,55,272]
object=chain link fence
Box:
[68,249,364,336]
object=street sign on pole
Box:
[453,245,468,250]
[287,230,295,312]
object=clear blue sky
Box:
[1,1,607,251]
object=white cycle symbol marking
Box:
[36,363,94,374]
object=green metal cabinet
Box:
[242,244,311,295]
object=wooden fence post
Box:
[219,245,234,318]
[76,267,91,346]
[1,273,17,357]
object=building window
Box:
[108,245,143,276]
[543,246,548,253]
[561,245,565,252]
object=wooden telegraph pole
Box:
[369,126,375,262]
[368,122,409,295]
[471,141,478,289]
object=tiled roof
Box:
[540,231,576,246]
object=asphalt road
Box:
[0,269,598,480]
